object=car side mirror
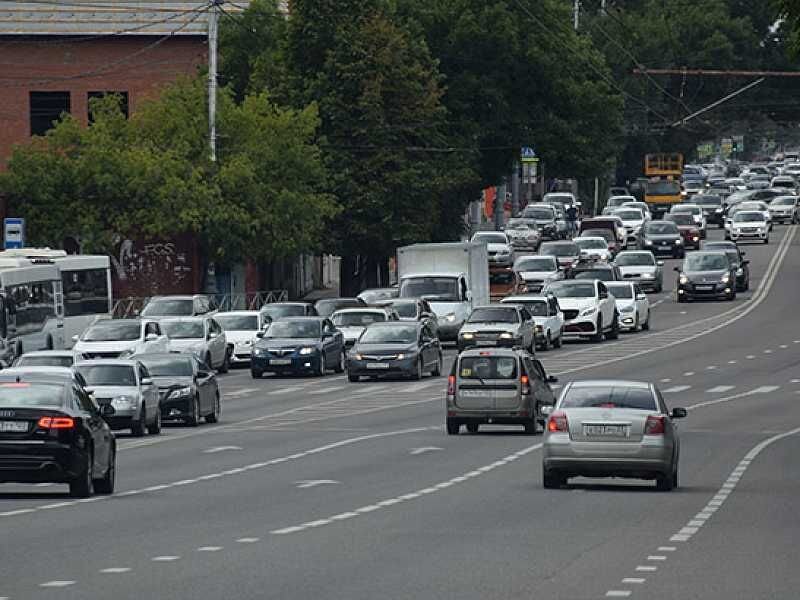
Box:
[464,290,473,301]
[71,334,79,342]
[656,260,664,266]
[197,370,210,378]
[141,378,153,386]
[671,407,688,419]
[145,333,158,342]
[540,405,553,416]
[742,260,750,265]
[208,331,218,339]
[547,375,558,384]
[740,251,746,256]
[256,331,265,338]
[673,266,680,272]
[100,404,115,417]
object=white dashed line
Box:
[746,355,756,359]
[779,344,788,349]
[658,546,676,552]
[705,385,734,393]
[663,385,691,393]
[659,378,672,383]
[197,546,223,552]
[764,349,773,354]
[100,567,131,574]
[151,556,181,562]
[236,537,260,543]
[605,592,631,597]
[647,555,667,561]
[635,565,657,572]
[682,372,695,377]
[728,360,737,364]
[39,581,76,588]
[622,578,646,584]
[706,365,717,370]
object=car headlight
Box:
[715,208,723,213]
[353,353,363,360]
[499,332,514,339]
[253,348,267,357]
[461,332,474,340]
[170,386,193,398]
[736,268,743,276]
[674,239,683,244]
[579,306,597,317]
[112,395,136,408]
[396,353,406,360]
[620,305,635,312]
[692,236,699,242]
[299,347,316,355]
[641,273,654,279]
[721,274,731,283]
[679,274,689,284]
[444,314,457,323]
[241,339,252,346]
[643,239,653,245]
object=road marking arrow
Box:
[410,446,443,455]
[295,480,340,489]
[203,446,243,454]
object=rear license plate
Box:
[366,363,389,369]
[584,424,628,437]
[459,390,492,397]
[0,421,28,433]
[270,359,291,365]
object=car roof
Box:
[76,359,140,367]
[606,281,634,288]
[733,210,766,216]
[575,236,608,243]
[214,310,259,316]
[0,366,75,377]
[19,350,78,357]
[90,318,143,326]
[315,297,361,304]
[263,302,312,307]
[502,295,549,302]
[616,250,654,256]
[149,295,199,301]
[159,316,207,323]
[367,320,421,328]
[458,346,523,358]
[541,240,578,247]
[332,307,388,314]
[277,316,326,322]
[567,379,652,389]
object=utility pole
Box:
[573,0,580,31]
[208,0,222,163]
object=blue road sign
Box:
[521,146,539,163]
[4,218,24,249]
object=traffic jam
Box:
[0,154,797,497]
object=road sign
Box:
[521,146,539,163]
[4,218,24,249]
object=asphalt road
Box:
[1,224,798,600]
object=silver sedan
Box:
[542,380,686,491]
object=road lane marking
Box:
[39,581,76,587]
[295,480,340,489]
[410,446,443,455]
[622,578,645,584]
[647,555,667,561]
[151,556,180,562]
[308,385,346,395]
[658,546,676,552]
[746,355,756,359]
[236,537,260,543]
[663,385,691,393]
[203,446,242,454]
[705,386,734,393]
[605,592,631,597]
[197,546,223,552]
[659,378,671,383]
[635,566,656,572]
[100,568,131,574]
[682,372,695,376]
[225,388,258,398]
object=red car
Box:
[665,213,701,250]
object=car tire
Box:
[206,393,221,424]
[642,313,650,331]
[147,408,161,435]
[592,317,604,343]
[186,397,200,427]
[412,357,423,381]
[553,332,563,348]
[543,470,564,489]
[251,369,262,379]
[446,420,460,435]
[466,423,479,434]
[764,237,769,244]
[656,472,675,491]
[607,314,620,340]
[317,354,326,377]
[218,348,230,374]
[131,408,147,437]
[655,283,663,293]
[94,444,116,495]
[524,421,538,435]
[334,351,345,374]
[348,373,359,383]
[431,353,443,377]
[70,449,94,498]
[540,333,550,352]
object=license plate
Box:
[477,340,497,346]
[695,285,714,291]
[270,359,292,365]
[0,421,28,433]
[366,363,389,369]
[584,424,628,437]
[460,389,492,397]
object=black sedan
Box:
[133,352,220,426]
[251,317,345,377]
[0,370,116,497]
[347,321,442,382]
[638,221,685,258]
[703,241,750,292]
[675,251,738,302]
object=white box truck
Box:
[396,242,490,342]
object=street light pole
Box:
[208,0,221,163]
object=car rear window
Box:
[560,385,657,410]
[0,383,64,407]
[459,356,518,380]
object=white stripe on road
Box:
[705,386,734,393]
[307,385,346,395]
[662,385,691,393]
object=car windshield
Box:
[645,222,678,235]
[16,355,74,368]
[666,214,694,226]
[468,307,519,324]
[0,383,63,407]
[138,357,194,377]
[77,365,137,386]
[615,253,655,267]
[615,210,642,221]
[738,203,766,211]
[540,243,578,257]
[266,321,321,339]
[261,304,307,319]
[724,251,741,266]
[546,282,595,298]
[141,299,193,316]
[575,239,607,250]
[607,285,633,299]
[515,257,557,271]
[607,197,630,207]
[685,254,729,271]
[695,195,722,205]
[514,300,547,316]
[734,212,765,223]
[574,269,614,281]
[162,321,204,339]
[390,301,418,318]
[459,356,517,380]
[473,233,507,244]
[359,325,417,344]
[523,208,554,220]
[646,181,680,195]
[582,229,614,242]
[772,197,797,205]
[560,385,657,410]
[359,289,396,304]
[400,277,459,302]
[82,321,140,342]
[506,220,532,230]
[315,300,361,316]
[333,312,387,327]
[672,206,699,214]
[215,315,259,331]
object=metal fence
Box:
[112,290,289,318]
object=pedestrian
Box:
[565,203,578,237]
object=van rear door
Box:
[455,354,521,411]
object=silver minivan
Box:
[446,347,558,435]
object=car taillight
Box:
[520,374,531,396]
[645,415,665,435]
[447,375,456,396]
[547,410,568,432]
[37,416,75,429]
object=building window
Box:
[88,91,129,122]
[30,91,70,136]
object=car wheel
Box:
[553,331,563,348]
[94,443,116,495]
[131,407,147,437]
[218,348,230,374]
[446,420,460,435]
[655,283,663,293]
[466,423,479,434]
[147,408,161,435]
[642,313,651,331]
[728,290,737,301]
[412,357,423,380]
[764,237,769,244]
[348,373,360,383]
[70,448,93,498]
[541,333,551,352]
[431,353,443,377]
[186,396,200,427]
[607,313,620,340]
[316,354,327,377]
[592,317,604,343]
[334,351,345,374]
[250,369,262,379]
[206,393,220,424]
[543,470,564,489]
[524,421,538,435]
[656,472,675,491]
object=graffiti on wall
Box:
[110,236,197,297]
